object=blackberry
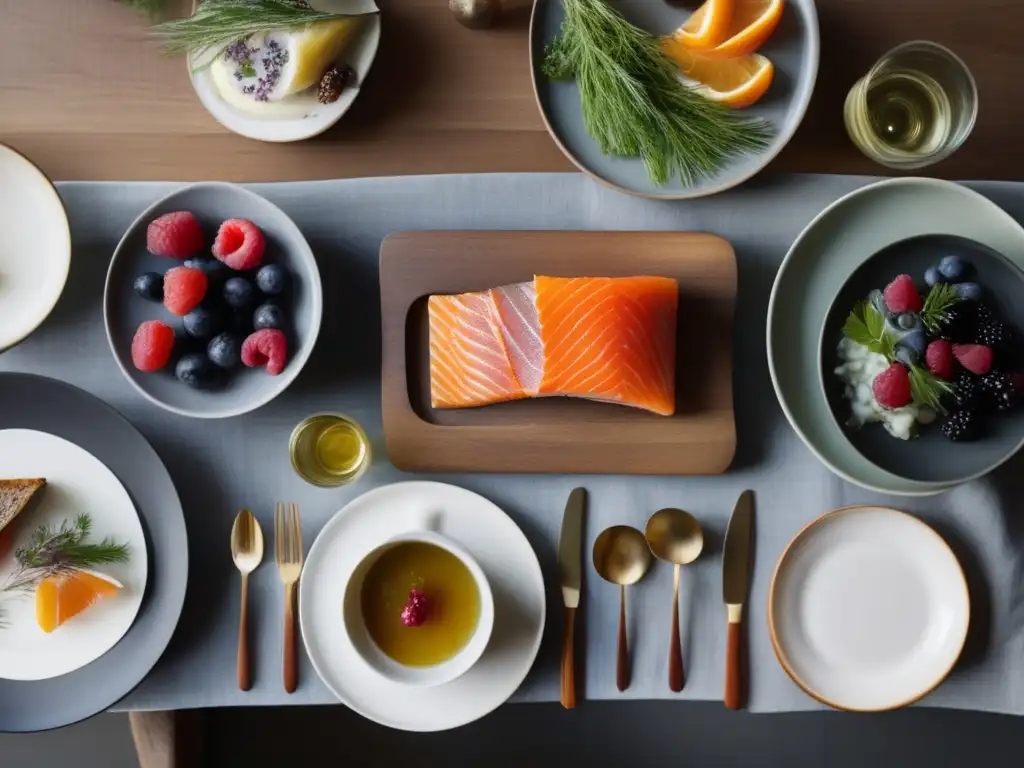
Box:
[976,318,1011,349]
[939,304,978,343]
[953,372,985,411]
[942,410,982,442]
[981,372,1019,412]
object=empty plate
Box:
[769,506,969,711]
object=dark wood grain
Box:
[0,1,1020,181]
[616,587,629,693]
[725,619,743,710]
[379,231,737,475]
[669,592,684,693]
[560,605,577,709]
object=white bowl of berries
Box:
[104,182,322,419]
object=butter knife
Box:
[558,487,586,709]
[722,490,755,710]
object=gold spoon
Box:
[593,525,652,692]
[645,509,704,693]
[231,509,264,691]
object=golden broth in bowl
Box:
[360,540,481,667]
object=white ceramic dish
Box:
[767,177,1024,495]
[299,482,545,731]
[342,529,495,688]
[0,144,71,353]
[0,430,148,681]
[769,506,969,711]
[189,2,381,143]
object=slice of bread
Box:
[0,478,46,534]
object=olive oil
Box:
[289,414,370,487]
[360,541,481,667]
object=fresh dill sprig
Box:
[152,0,364,57]
[541,0,773,186]
[921,283,962,334]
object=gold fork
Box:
[275,501,304,694]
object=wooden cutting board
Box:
[379,231,737,475]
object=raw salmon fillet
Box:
[536,276,678,415]
[427,276,678,415]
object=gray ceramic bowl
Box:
[104,183,322,419]
[819,234,1024,484]
[530,0,819,199]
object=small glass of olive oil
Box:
[289,413,371,487]
[844,41,977,170]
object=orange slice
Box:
[661,39,774,108]
[35,569,122,633]
[671,0,734,50]
[672,0,784,58]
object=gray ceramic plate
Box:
[529,0,819,199]
[768,178,1024,495]
[820,235,1024,484]
[104,182,323,419]
[0,373,187,732]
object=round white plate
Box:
[300,481,546,731]
[189,7,381,143]
[0,144,70,352]
[0,430,148,681]
[769,506,969,711]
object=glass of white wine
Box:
[844,41,977,170]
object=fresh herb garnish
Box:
[921,283,962,334]
[909,365,954,414]
[120,0,168,17]
[541,0,773,186]
[842,300,897,359]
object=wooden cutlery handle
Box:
[669,594,684,693]
[725,617,743,710]
[283,583,298,694]
[616,586,629,692]
[560,606,576,709]
[237,574,251,691]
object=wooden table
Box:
[2,0,1022,182]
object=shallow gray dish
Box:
[0,373,187,732]
[820,235,1024,484]
[104,182,323,419]
[529,0,819,199]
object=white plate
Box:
[0,144,70,352]
[189,2,381,143]
[769,506,969,711]
[0,430,148,681]
[299,481,546,731]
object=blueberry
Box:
[938,255,969,281]
[184,257,230,285]
[897,313,919,331]
[896,329,927,364]
[924,266,944,287]
[183,306,224,340]
[207,332,242,370]
[134,272,164,302]
[223,277,256,309]
[954,282,983,301]
[175,352,221,389]
[253,302,286,331]
[255,264,288,296]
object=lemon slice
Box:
[283,18,364,95]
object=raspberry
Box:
[883,274,922,313]
[147,212,205,259]
[925,339,955,379]
[163,266,208,317]
[872,363,912,409]
[131,320,175,372]
[952,343,994,375]
[212,219,266,271]
[400,589,430,627]
[241,329,287,375]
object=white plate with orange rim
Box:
[299,481,546,731]
[768,506,969,712]
[188,0,381,143]
[0,144,71,353]
[0,430,148,681]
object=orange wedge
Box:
[671,0,735,50]
[662,39,774,108]
[36,569,122,633]
[672,0,784,58]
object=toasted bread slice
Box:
[0,478,46,534]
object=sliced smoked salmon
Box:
[427,276,678,415]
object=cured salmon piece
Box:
[491,282,544,395]
[535,276,678,415]
[428,290,527,408]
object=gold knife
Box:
[558,487,587,709]
[722,489,755,710]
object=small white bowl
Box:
[343,530,495,688]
